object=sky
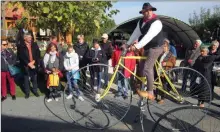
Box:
[112,1,220,25]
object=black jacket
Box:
[1,49,16,72]
[86,47,106,72]
[184,47,201,67]
[193,55,220,83]
[73,42,89,66]
[17,40,41,75]
[100,42,113,61]
[208,47,220,61]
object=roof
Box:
[108,15,200,49]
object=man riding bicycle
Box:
[127,3,164,100]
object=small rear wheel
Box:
[146,67,212,128]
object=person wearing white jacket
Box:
[64,46,84,101]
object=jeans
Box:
[103,61,109,86]
[24,69,38,95]
[90,71,102,92]
[66,72,81,96]
[117,71,128,96]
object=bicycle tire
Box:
[151,106,220,132]
[147,67,212,125]
[63,63,132,130]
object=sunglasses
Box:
[2,44,8,46]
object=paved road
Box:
[2,87,220,132]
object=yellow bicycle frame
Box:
[100,56,183,102]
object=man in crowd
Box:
[184,39,202,67]
[181,39,202,91]
[17,33,41,98]
[100,33,113,86]
[73,35,89,84]
[50,36,58,45]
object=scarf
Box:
[143,13,157,23]
[49,51,57,63]
[66,51,75,58]
[25,42,33,62]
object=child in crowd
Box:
[46,67,63,102]
[86,39,106,100]
[112,42,136,99]
[193,47,220,107]
[64,46,84,101]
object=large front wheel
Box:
[63,64,132,130]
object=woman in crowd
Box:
[1,39,17,101]
[86,39,106,100]
[209,40,220,100]
[64,46,84,101]
[193,47,220,107]
[156,38,176,104]
[43,43,63,101]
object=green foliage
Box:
[189,5,220,42]
[10,1,118,38]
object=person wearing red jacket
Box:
[112,44,136,99]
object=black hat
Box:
[139,3,157,14]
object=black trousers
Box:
[48,86,59,99]
[79,62,87,84]
[24,69,38,95]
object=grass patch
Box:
[9,80,66,98]
[16,86,44,97]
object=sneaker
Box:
[95,94,101,102]
[66,94,73,100]
[12,95,16,100]
[55,98,59,101]
[78,96,84,101]
[47,98,52,102]
[94,86,97,91]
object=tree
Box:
[1,1,10,38]
[7,1,119,42]
[189,5,220,42]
